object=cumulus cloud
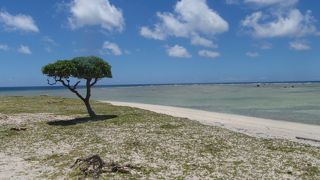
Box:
[68,0,124,31]
[18,45,31,54]
[102,41,122,55]
[246,51,260,57]
[0,10,39,32]
[0,44,9,51]
[289,40,310,51]
[166,45,191,58]
[198,50,220,58]
[191,35,218,48]
[241,9,317,38]
[140,26,166,40]
[140,0,228,47]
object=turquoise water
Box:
[1,83,320,125]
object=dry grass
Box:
[0,96,319,179]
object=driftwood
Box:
[108,162,131,174]
[296,136,320,143]
[71,154,132,177]
[10,127,27,131]
[71,154,105,177]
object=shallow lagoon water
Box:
[1,83,320,125]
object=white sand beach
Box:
[104,101,320,146]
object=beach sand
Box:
[104,101,320,146]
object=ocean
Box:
[1,83,320,125]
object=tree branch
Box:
[73,81,81,90]
[47,79,57,86]
[57,78,85,101]
[47,77,87,101]
[90,78,98,87]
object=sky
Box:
[0,0,320,87]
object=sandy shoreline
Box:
[103,101,320,146]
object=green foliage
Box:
[42,56,112,79]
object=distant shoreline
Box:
[1,80,320,91]
[104,101,320,147]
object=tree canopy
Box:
[42,56,112,79]
[42,56,112,117]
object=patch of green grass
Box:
[202,143,224,155]
[266,144,296,153]
[160,123,182,129]
[0,127,19,139]
[68,168,83,178]
[304,165,320,176]
[233,160,244,166]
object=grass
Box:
[0,96,319,179]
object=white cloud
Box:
[0,10,39,32]
[166,45,191,58]
[68,0,124,31]
[191,35,217,48]
[18,45,31,54]
[0,44,9,51]
[289,40,310,51]
[198,50,220,58]
[140,26,166,40]
[246,51,260,57]
[140,0,228,47]
[102,41,122,55]
[244,0,298,7]
[241,9,317,38]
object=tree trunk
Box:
[57,78,98,117]
[84,78,96,117]
[84,99,96,117]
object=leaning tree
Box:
[42,56,112,117]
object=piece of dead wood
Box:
[10,127,27,131]
[108,162,131,174]
[71,154,105,178]
[71,154,134,177]
[296,136,320,143]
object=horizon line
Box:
[1,80,320,89]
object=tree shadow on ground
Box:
[47,115,117,126]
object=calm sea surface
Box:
[1,83,320,125]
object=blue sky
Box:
[0,0,320,87]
